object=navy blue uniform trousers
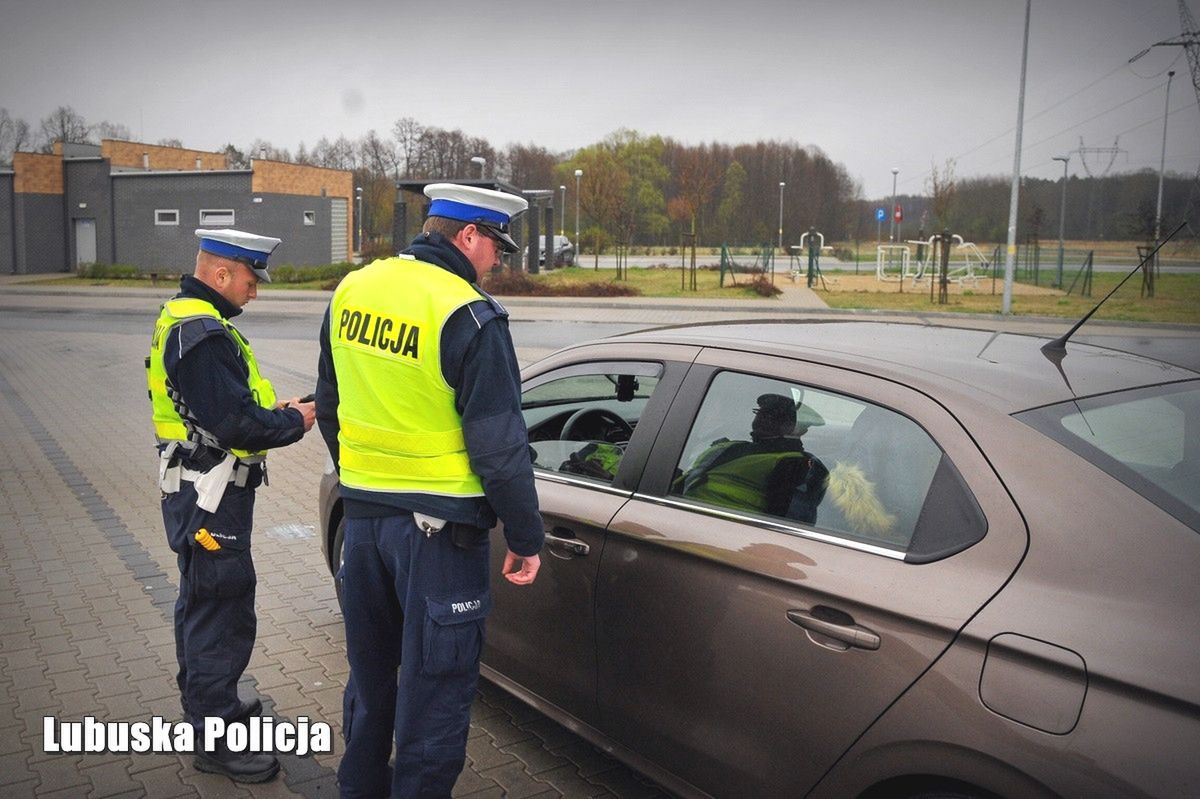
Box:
[162,482,257,730]
[338,513,491,799]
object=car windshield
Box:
[1016,381,1200,533]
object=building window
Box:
[303,211,316,226]
[155,209,180,226]
[199,209,235,226]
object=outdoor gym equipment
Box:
[793,229,830,289]
[875,244,911,282]
[906,234,989,287]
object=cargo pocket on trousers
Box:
[422,592,491,676]
[191,545,255,601]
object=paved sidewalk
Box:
[0,295,670,798]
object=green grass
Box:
[818,271,1200,324]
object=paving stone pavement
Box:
[0,299,670,798]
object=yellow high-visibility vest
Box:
[147,297,276,460]
[330,257,485,497]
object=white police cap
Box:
[194,228,282,283]
[424,183,528,253]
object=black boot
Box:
[185,697,263,725]
[194,740,279,783]
[232,697,263,724]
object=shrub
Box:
[749,274,782,297]
[361,240,394,263]
[480,268,640,298]
[78,263,140,279]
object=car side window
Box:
[522,364,662,485]
[671,371,984,555]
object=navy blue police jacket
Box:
[163,276,306,460]
[315,233,544,558]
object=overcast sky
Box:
[2,0,1197,199]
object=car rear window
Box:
[670,370,986,561]
[1016,381,1200,533]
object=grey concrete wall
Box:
[112,172,252,272]
[64,159,113,266]
[235,193,333,267]
[14,193,66,274]
[0,174,13,274]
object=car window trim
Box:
[629,492,907,560]
[535,470,637,497]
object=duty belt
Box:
[158,441,265,511]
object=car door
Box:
[594,348,1027,798]
[483,345,697,724]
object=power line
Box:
[897,58,1134,189]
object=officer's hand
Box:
[282,398,317,432]
[502,550,540,586]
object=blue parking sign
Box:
[875,207,886,221]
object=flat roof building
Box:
[1,140,354,275]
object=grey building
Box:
[3,140,354,275]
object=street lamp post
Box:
[889,167,899,242]
[470,156,486,179]
[355,186,363,256]
[1154,71,1175,256]
[1052,155,1069,288]
[559,185,566,236]
[574,169,582,254]
[777,182,786,251]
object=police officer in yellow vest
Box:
[678,393,828,521]
[148,229,315,783]
[315,184,543,798]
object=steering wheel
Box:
[561,408,634,442]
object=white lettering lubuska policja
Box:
[202,716,332,756]
[43,716,194,753]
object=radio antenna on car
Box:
[1041,220,1186,356]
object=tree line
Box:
[4,105,1195,251]
[874,170,1199,246]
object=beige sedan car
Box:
[321,321,1199,798]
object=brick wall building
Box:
[1,140,354,274]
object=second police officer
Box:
[316,183,544,797]
[149,229,316,783]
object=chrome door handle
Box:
[787,608,880,651]
[545,531,590,557]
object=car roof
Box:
[599,320,1198,414]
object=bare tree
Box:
[312,136,358,171]
[39,105,91,148]
[927,158,957,228]
[157,137,185,148]
[94,120,132,141]
[247,139,292,162]
[0,108,32,162]
[359,130,399,179]
[222,143,248,169]
[503,143,557,189]
[391,117,424,178]
[670,144,721,243]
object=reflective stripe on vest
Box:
[146,297,276,459]
[330,257,484,496]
